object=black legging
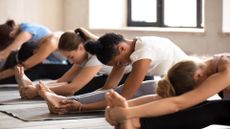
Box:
[0,42,72,84]
[0,63,72,84]
[140,99,230,129]
[74,74,154,95]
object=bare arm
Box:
[49,65,102,96]
[56,64,80,82]
[0,32,32,59]
[121,59,151,99]
[102,66,126,89]
[128,94,161,107]
[81,59,151,111]
[0,68,14,80]
[126,67,230,119]
[22,36,57,69]
[0,36,57,80]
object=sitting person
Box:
[36,32,188,114]
[16,28,134,99]
[0,19,69,84]
[105,54,230,129]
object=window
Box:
[128,0,203,28]
[89,0,125,29]
[223,0,230,32]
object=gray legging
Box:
[69,80,156,104]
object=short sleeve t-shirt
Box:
[78,53,113,75]
[130,36,187,76]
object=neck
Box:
[125,40,136,61]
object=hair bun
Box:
[5,20,15,28]
[84,40,102,55]
[156,77,176,98]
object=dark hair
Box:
[84,33,125,64]
[3,43,35,70]
[75,28,88,41]
[0,20,16,50]
[58,32,85,51]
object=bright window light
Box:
[89,0,124,29]
[164,0,197,27]
[131,0,157,22]
[223,0,230,32]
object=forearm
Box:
[49,83,76,96]
[57,64,79,82]
[102,66,125,89]
[126,97,181,119]
[128,94,161,107]
[0,69,15,80]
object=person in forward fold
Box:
[37,32,187,114]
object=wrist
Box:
[126,107,135,119]
[35,85,40,96]
[78,103,83,112]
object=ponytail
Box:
[74,28,88,41]
[84,40,102,55]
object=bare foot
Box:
[106,90,140,129]
[15,66,34,98]
[38,81,67,107]
[106,90,128,108]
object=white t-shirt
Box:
[78,53,112,75]
[79,53,132,76]
[130,36,187,76]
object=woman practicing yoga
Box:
[37,33,187,114]
[16,28,133,99]
[0,19,69,84]
[105,54,230,129]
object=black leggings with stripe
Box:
[140,99,230,129]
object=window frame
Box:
[127,0,203,28]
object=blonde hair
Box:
[156,57,203,98]
[156,76,176,98]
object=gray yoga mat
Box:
[0,87,44,105]
[0,103,104,121]
[0,84,18,88]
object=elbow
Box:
[65,90,75,96]
[169,97,187,113]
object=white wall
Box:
[0,0,229,55]
[0,0,64,31]
[87,0,230,55]
[63,0,89,30]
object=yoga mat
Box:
[0,88,44,105]
[0,84,18,88]
[0,103,104,121]
[64,126,113,129]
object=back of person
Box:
[19,22,51,43]
[132,36,187,76]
